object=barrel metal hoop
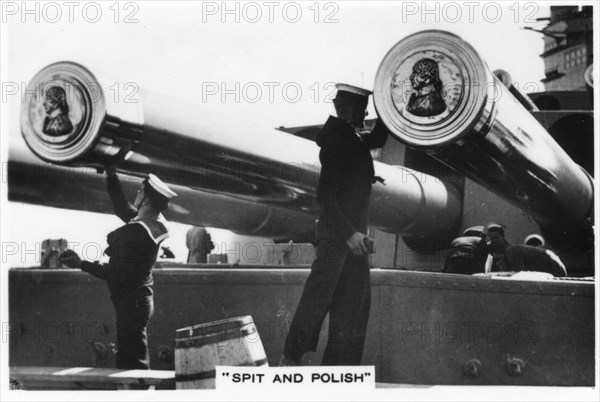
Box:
[175,325,257,348]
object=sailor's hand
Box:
[346,232,369,256]
[104,164,117,178]
[58,250,82,269]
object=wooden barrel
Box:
[174,315,268,389]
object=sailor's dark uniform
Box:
[81,175,169,369]
[443,235,488,275]
[283,116,387,365]
[503,244,567,277]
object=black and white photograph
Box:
[1,1,598,400]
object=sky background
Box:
[2,1,557,268]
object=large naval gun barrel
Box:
[374,30,594,232]
[20,61,461,240]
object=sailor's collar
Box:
[130,217,169,244]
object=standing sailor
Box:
[280,84,388,366]
[61,166,176,369]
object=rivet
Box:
[463,359,481,378]
[506,357,525,377]
[157,345,174,363]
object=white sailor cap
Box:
[334,83,372,105]
[486,223,504,232]
[145,173,177,199]
[462,225,485,237]
[524,234,545,247]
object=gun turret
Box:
[374,30,594,249]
